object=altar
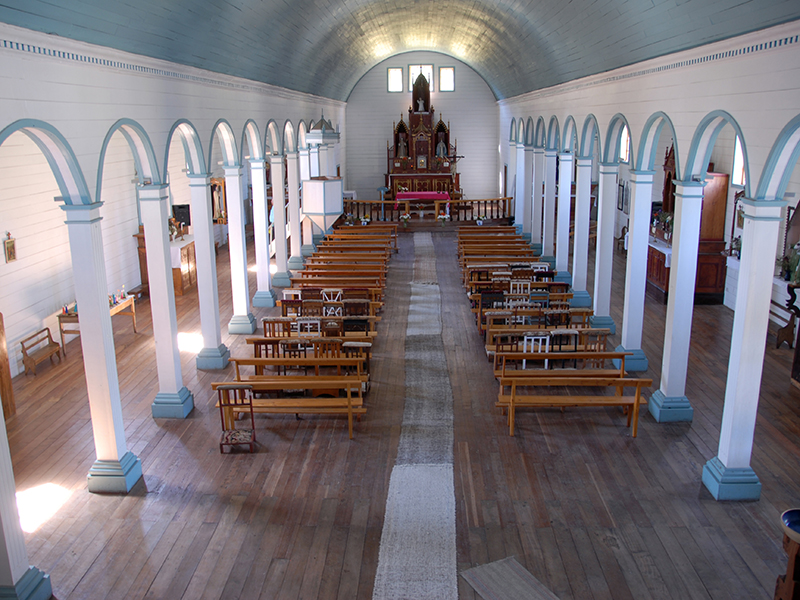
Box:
[395,191,451,216]
[385,72,461,200]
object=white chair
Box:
[522,332,550,369]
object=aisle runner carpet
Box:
[372,232,458,599]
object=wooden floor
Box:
[7,231,800,599]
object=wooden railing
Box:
[343,197,513,222]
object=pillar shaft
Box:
[591,162,618,332]
[188,176,229,369]
[298,148,311,182]
[138,185,194,417]
[571,158,593,306]
[555,153,573,278]
[269,156,291,287]
[62,202,141,492]
[521,145,532,237]
[617,170,654,371]
[650,182,705,422]
[286,152,303,268]
[541,149,557,260]
[249,160,276,307]
[309,146,320,178]
[224,167,255,334]
[531,148,545,251]
[508,142,520,231]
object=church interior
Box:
[1,1,800,599]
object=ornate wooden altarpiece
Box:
[386,73,461,199]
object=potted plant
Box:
[399,213,411,228]
[437,212,448,227]
[360,215,371,226]
[476,214,486,226]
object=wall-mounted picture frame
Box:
[617,183,624,211]
[4,238,16,263]
[622,182,630,215]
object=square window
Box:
[439,67,455,92]
[409,64,433,91]
[388,67,403,93]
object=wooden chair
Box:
[262,316,294,337]
[323,300,344,317]
[522,332,550,369]
[343,299,370,316]
[322,318,343,338]
[20,328,62,376]
[281,299,303,317]
[322,288,343,302]
[302,299,324,317]
[301,287,323,300]
[217,383,256,453]
[529,290,550,308]
[295,317,321,338]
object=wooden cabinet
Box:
[646,147,728,303]
[172,240,197,296]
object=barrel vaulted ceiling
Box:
[1,0,799,101]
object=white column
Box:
[224,167,256,334]
[318,145,329,178]
[541,149,557,262]
[138,185,194,417]
[571,158,593,307]
[299,147,311,182]
[326,144,337,177]
[269,155,291,287]
[702,199,784,500]
[616,170,654,372]
[309,145,320,178]
[649,182,705,422]
[555,152,573,283]
[286,152,304,269]
[61,202,142,493]
[531,147,545,253]
[520,145,532,238]
[508,141,519,231]
[0,411,52,599]
[188,176,230,369]
[302,217,316,256]
[591,162,618,333]
[250,159,276,307]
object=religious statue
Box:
[397,135,407,157]
[436,137,447,158]
[416,97,425,112]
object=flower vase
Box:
[439,220,445,227]
[476,220,483,226]
[402,221,408,228]
[361,220,369,226]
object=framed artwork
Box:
[4,238,15,263]
[417,155,427,170]
[617,183,624,211]
[622,182,630,215]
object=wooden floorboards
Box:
[7,232,800,599]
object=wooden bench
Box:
[494,351,652,437]
[20,327,62,375]
[230,355,370,380]
[211,375,365,439]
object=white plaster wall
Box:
[499,21,800,216]
[0,22,344,377]
[346,51,498,201]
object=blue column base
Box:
[288,255,304,269]
[570,290,592,308]
[648,389,694,422]
[301,244,316,257]
[539,255,555,269]
[531,242,542,254]
[514,223,523,235]
[228,313,256,335]
[151,386,194,418]
[252,289,277,307]
[590,315,616,335]
[271,271,292,287]
[312,233,324,245]
[87,451,142,494]
[554,270,572,285]
[196,344,230,370]
[521,232,531,242]
[702,457,762,501]
[0,567,52,600]
[613,345,648,372]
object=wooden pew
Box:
[212,376,365,439]
[494,351,652,437]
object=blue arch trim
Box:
[164,119,207,178]
[283,119,297,154]
[756,113,800,201]
[509,118,517,143]
[0,119,92,205]
[684,110,751,195]
[637,112,680,181]
[208,119,240,173]
[240,119,264,163]
[96,118,162,205]
[546,116,560,151]
[265,119,283,156]
[603,113,632,166]
[535,117,546,147]
[579,114,601,159]
[562,116,578,152]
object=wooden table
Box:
[58,296,137,354]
